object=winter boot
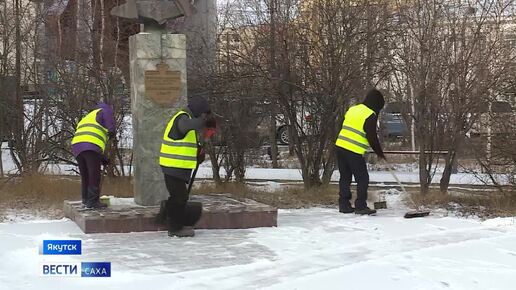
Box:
[339,201,355,214]
[355,207,377,215]
[85,186,108,209]
[155,200,168,225]
[167,202,191,237]
[168,226,195,238]
[339,206,355,214]
[183,201,203,226]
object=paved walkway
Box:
[1,197,516,289]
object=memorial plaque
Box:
[145,62,182,106]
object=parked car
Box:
[379,102,410,139]
[276,101,412,144]
[275,113,314,145]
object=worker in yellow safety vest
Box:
[157,96,217,238]
[71,102,116,209]
[335,89,385,215]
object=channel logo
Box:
[40,263,81,277]
[81,262,111,277]
[39,239,111,278]
[41,240,82,255]
[40,262,111,277]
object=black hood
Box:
[187,96,210,118]
[362,89,385,114]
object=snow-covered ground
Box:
[1,193,516,290]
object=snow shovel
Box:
[155,165,200,226]
[382,159,430,218]
[373,192,387,210]
[187,164,199,195]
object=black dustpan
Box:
[404,210,430,218]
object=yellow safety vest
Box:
[159,110,198,169]
[335,104,375,155]
[71,109,109,152]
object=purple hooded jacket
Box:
[71,103,116,157]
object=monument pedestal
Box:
[64,194,278,234]
[130,33,188,206]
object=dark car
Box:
[277,102,411,144]
[380,102,409,139]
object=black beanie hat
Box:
[363,89,385,114]
[187,96,210,117]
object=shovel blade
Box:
[374,201,387,209]
[404,210,430,218]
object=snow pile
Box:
[106,197,143,207]
[1,142,16,174]
[382,188,402,195]
[247,181,284,192]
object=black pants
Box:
[164,174,189,231]
[336,147,369,209]
[76,151,102,203]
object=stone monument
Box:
[63,0,278,234]
[112,0,197,205]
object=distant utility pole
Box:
[268,0,279,168]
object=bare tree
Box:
[0,0,52,174]
[0,0,134,175]
[390,0,515,193]
[213,0,394,188]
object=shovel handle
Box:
[187,165,199,195]
[381,159,418,209]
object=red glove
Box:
[204,127,217,140]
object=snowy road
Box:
[1,200,516,290]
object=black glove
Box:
[101,156,110,166]
[205,115,217,129]
[108,131,115,139]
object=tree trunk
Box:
[14,0,25,174]
[0,139,3,177]
[268,0,279,168]
[301,164,311,189]
[206,142,221,185]
[321,145,336,185]
[91,0,102,73]
[439,150,457,193]
[234,149,245,183]
[269,104,278,168]
[418,148,430,194]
